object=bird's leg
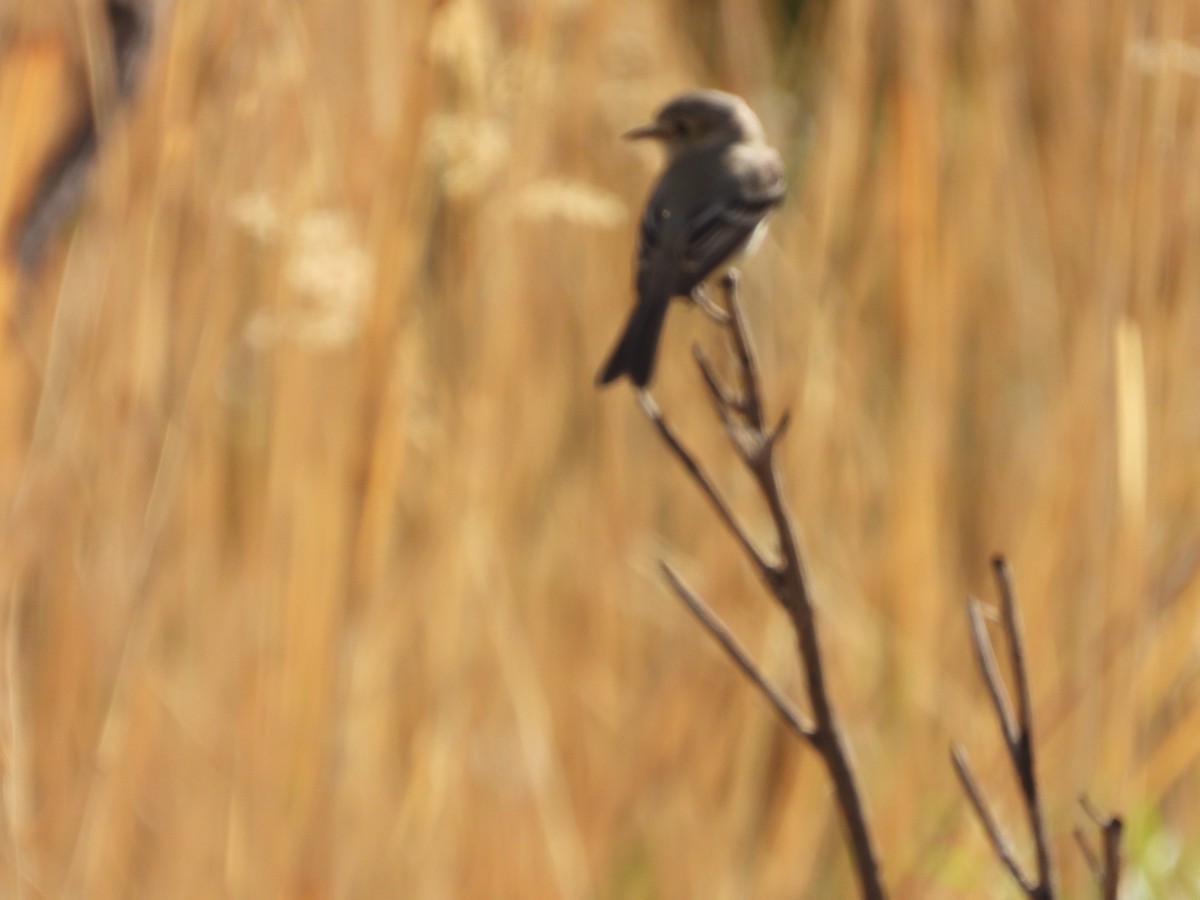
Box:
[690,283,731,324]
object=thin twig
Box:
[951,746,1035,894]
[1073,829,1101,883]
[965,597,1017,745]
[659,562,816,745]
[767,410,792,447]
[695,347,740,412]
[638,393,781,586]
[992,558,1031,738]
[691,285,731,324]
[694,349,746,450]
[954,558,1056,899]
[720,273,767,431]
[991,557,1054,895]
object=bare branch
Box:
[767,410,792,448]
[725,274,884,896]
[691,284,732,324]
[637,392,779,586]
[694,347,740,416]
[1099,819,1122,900]
[1078,795,1105,829]
[1078,796,1122,900]
[1073,829,1101,883]
[694,348,751,461]
[635,273,886,899]
[951,745,1035,894]
[720,273,767,431]
[989,557,1054,894]
[952,559,1056,899]
[992,557,1032,737]
[659,562,816,746]
[965,598,1017,746]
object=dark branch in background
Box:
[1075,795,1123,900]
[9,0,153,272]
[950,556,1123,899]
[640,274,886,900]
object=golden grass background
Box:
[2,0,1200,896]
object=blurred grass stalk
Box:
[0,0,1199,896]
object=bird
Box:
[595,89,784,388]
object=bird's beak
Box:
[622,122,666,141]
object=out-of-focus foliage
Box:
[1,0,1198,896]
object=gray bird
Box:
[596,89,784,388]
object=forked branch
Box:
[640,274,885,899]
[951,556,1055,899]
[951,556,1123,899]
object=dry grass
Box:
[2,0,1199,896]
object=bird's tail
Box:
[595,296,670,388]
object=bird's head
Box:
[623,90,764,158]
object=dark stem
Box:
[953,556,1056,899]
[639,274,885,899]
[991,556,1054,892]
[1079,796,1123,900]
[639,393,779,587]
[951,745,1036,893]
[722,274,883,897]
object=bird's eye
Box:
[675,119,689,136]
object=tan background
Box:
[1,0,1199,896]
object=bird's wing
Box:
[674,191,779,291]
[635,145,784,300]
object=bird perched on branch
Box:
[596,89,784,388]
